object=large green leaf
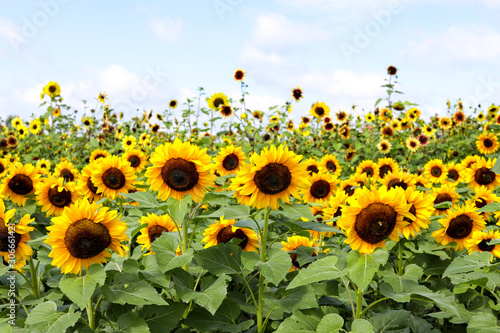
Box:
[347,249,388,292]
[256,248,290,286]
[193,244,243,275]
[271,285,318,313]
[116,313,150,333]
[287,256,345,290]
[59,264,105,309]
[371,309,411,332]
[279,200,317,222]
[468,312,500,332]
[351,319,374,333]
[175,274,230,315]
[151,233,193,273]
[275,310,320,332]
[316,313,343,333]
[121,191,160,208]
[102,280,168,306]
[206,205,251,220]
[25,302,80,333]
[139,303,187,333]
[443,251,493,277]
[166,196,192,224]
[182,304,253,333]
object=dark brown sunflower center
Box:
[213,98,224,108]
[64,219,111,259]
[293,89,302,99]
[216,226,248,249]
[452,151,459,157]
[148,225,168,243]
[161,158,199,192]
[381,143,388,150]
[8,174,34,195]
[387,179,407,190]
[484,139,493,148]
[0,164,4,174]
[478,239,495,252]
[334,206,342,218]
[344,185,355,196]
[222,154,239,171]
[362,167,374,177]
[48,187,72,208]
[403,204,417,223]
[326,161,336,172]
[315,107,325,116]
[410,141,417,148]
[0,219,21,252]
[354,203,397,244]
[475,167,496,185]
[310,180,330,199]
[434,193,452,210]
[445,214,473,239]
[60,168,75,182]
[235,71,244,79]
[48,85,56,93]
[95,154,105,160]
[221,106,231,115]
[448,169,459,181]
[254,163,292,195]
[290,250,317,269]
[102,167,126,189]
[170,101,177,107]
[431,166,442,177]
[128,155,141,168]
[379,165,392,178]
[475,198,487,209]
[307,165,319,174]
[87,178,99,194]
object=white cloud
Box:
[252,13,330,48]
[149,17,183,42]
[240,42,285,66]
[405,25,500,63]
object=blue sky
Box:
[0,0,499,124]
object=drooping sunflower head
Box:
[213,145,247,176]
[310,102,330,119]
[466,230,500,259]
[399,187,434,239]
[377,139,392,154]
[301,172,339,204]
[377,157,399,179]
[319,154,342,176]
[89,149,111,163]
[45,199,128,275]
[465,157,500,191]
[146,139,216,202]
[476,132,499,155]
[424,159,448,184]
[232,145,310,210]
[54,160,78,182]
[1,163,40,206]
[35,176,82,217]
[207,92,229,111]
[136,213,178,253]
[202,217,259,252]
[91,155,137,200]
[281,235,317,271]
[432,202,486,251]
[356,160,379,180]
[122,149,149,173]
[338,186,413,254]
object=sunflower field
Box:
[2,68,500,332]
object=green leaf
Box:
[166,196,192,224]
[492,156,500,174]
[287,256,345,290]
[193,244,242,275]
[433,201,453,209]
[274,285,318,312]
[289,221,340,233]
[468,312,500,332]
[409,315,437,333]
[175,274,230,315]
[59,264,106,309]
[371,309,411,332]
[347,249,388,292]
[256,248,290,286]
[150,233,193,272]
[279,201,317,222]
[374,98,383,107]
[182,306,253,333]
[116,312,150,333]
[316,313,343,333]
[443,251,493,277]
[241,250,260,271]
[477,201,500,213]
[121,191,160,208]
[25,301,80,333]
[276,310,320,332]
[102,280,168,305]
[207,205,251,220]
[351,319,374,333]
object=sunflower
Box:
[54,160,79,182]
[323,188,349,223]
[232,145,309,210]
[301,172,338,204]
[339,125,350,140]
[430,184,460,216]
[304,157,320,176]
[339,177,360,197]
[35,176,81,217]
[466,230,500,259]
[253,110,263,121]
[91,155,137,200]
[380,171,415,191]
[78,164,103,202]
[310,102,330,119]
[228,167,253,206]
[387,66,397,75]
[53,108,61,117]
[380,108,393,122]
[390,120,401,131]
[0,214,34,265]
[213,145,247,176]
[381,126,394,138]
[11,117,23,129]
[122,136,137,150]
[136,213,179,253]
[281,235,317,271]
[377,139,392,154]
[345,150,355,162]
[488,105,499,116]
[169,99,178,109]
[355,160,378,180]
[338,186,413,254]
[45,199,128,275]
[234,68,245,81]
[472,186,499,218]
[377,157,399,179]
[319,154,342,177]
[365,113,375,122]
[453,110,466,124]
[122,149,149,173]
[461,155,480,170]
[424,159,448,184]
[202,217,259,252]
[422,125,435,137]
[476,132,499,155]
[43,81,61,98]
[406,138,420,152]
[146,138,215,202]
[90,149,110,163]
[445,163,464,184]
[29,119,42,135]
[432,202,486,250]
[0,163,40,206]
[465,157,500,191]
[477,112,486,122]
[17,125,28,139]
[220,105,233,118]
[291,87,303,102]
[399,188,434,239]
[336,111,348,123]
[207,92,229,111]
[97,92,107,103]
[411,174,430,190]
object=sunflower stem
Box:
[87,298,95,331]
[28,258,40,299]
[257,207,271,333]
[182,217,189,271]
[398,240,404,276]
[355,287,363,319]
